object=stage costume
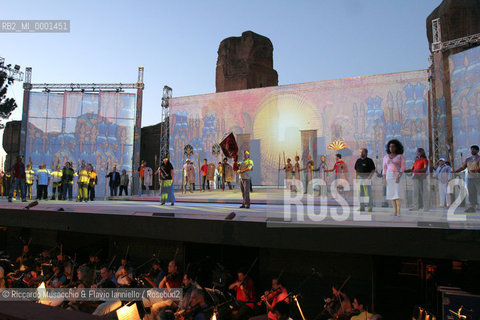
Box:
[200,163,209,191]
[304,159,315,194]
[77,166,90,202]
[36,167,50,200]
[465,154,480,210]
[239,155,254,208]
[160,160,175,205]
[383,154,406,200]
[138,164,146,196]
[186,163,196,192]
[25,167,35,200]
[61,166,75,200]
[143,166,153,193]
[434,163,452,207]
[284,163,293,191]
[88,170,97,201]
[8,160,26,202]
[119,172,129,196]
[354,156,376,211]
[50,169,63,200]
[409,157,429,211]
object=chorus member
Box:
[302,155,315,194]
[229,269,255,320]
[200,159,209,191]
[160,158,175,205]
[88,164,97,201]
[8,155,26,202]
[186,160,196,192]
[454,145,480,212]
[222,158,233,190]
[61,162,75,201]
[326,154,348,194]
[405,148,429,212]
[25,163,35,200]
[354,148,376,212]
[50,165,62,200]
[382,139,406,216]
[216,162,223,189]
[106,166,120,197]
[36,163,50,200]
[183,159,190,192]
[138,160,147,196]
[293,156,301,192]
[119,169,129,196]
[238,151,254,209]
[143,162,153,194]
[77,161,90,202]
[279,158,294,191]
[434,158,452,208]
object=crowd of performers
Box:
[3,139,480,214]
[0,242,380,320]
[278,140,480,216]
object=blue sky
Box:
[1,0,441,158]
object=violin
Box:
[258,287,282,305]
[175,304,201,320]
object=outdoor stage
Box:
[1,188,480,261]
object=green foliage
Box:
[0,70,18,129]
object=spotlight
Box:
[225,212,236,220]
[25,200,38,210]
[14,64,20,71]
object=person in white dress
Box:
[383,139,406,216]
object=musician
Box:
[254,277,289,320]
[16,244,33,271]
[22,263,41,287]
[238,151,254,209]
[46,265,67,288]
[229,269,256,320]
[186,288,210,320]
[160,272,197,320]
[115,256,134,287]
[144,260,165,287]
[159,260,182,289]
[279,158,294,191]
[350,295,373,320]
[96,266,118,288]
[159,158,175,206]
[324,285,352,320]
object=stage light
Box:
[211,310,218,320]
[14,64,20,71]
[25,200,38,210]
[116,301,141,320]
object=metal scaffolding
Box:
[160,85,172,159]
[0,57,24,82]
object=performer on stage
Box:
[293,156,301,192]
[279,158,294,191]
[50,165,62,200]
[222,157,233,190]
[36,163,50,201]
[323,285,353,320]
[433,158,452,208]
[216,162,223,189]
[238,151,254,209]
[302,155,315,194]
[354,148,376,212]
[200,159,209,191]
[106,166,120,197]
[8,155,26,203]
[61,162,75,201]
[382,139,406,216]
[138,160,147,196]
[454,145,480,213]
[25,164,35,200]
[77,162,90,202]
[88,164,97,201]
[185,160,196,193]
[143,162,153,195]
[325,154,348,195]
[119,169,129,196]
[405,148,429,212]
[160,157,175,206]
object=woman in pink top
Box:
[383,139,406,216]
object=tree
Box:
[0,68,18,129]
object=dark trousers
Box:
[51,182,62,200]
[26,183,33,200]
[62,183,73,200]
[37,185,48,200]
[222,177,232,190]
[110,185,118,196]
[119,185,128,196]
[467,178,480,207]
[88,185,95,200]
[9,178,26,201]
[202,176,210,190]
[240,179,251,206]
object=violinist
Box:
[161,273,197,320]
[323,285,352,320]
[46,265,67,288]
[350,295,374,320]
[144,260,165,288]
[159,260,182,289]
[16,244,33,271]
[272,301,292,320]
[116,256,134,287]
[229,269,256,320]
[254,278,289,320]
[184,288,210,320]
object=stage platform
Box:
[1,187,480,261]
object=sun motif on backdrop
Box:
[252,92,319,184]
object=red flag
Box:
[220,132,239,162]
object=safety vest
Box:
[51,170,62,183]
[89,171,97,186]
[26,170,35,184]
[78,168,89,183]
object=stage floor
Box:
[1,188,479,230]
